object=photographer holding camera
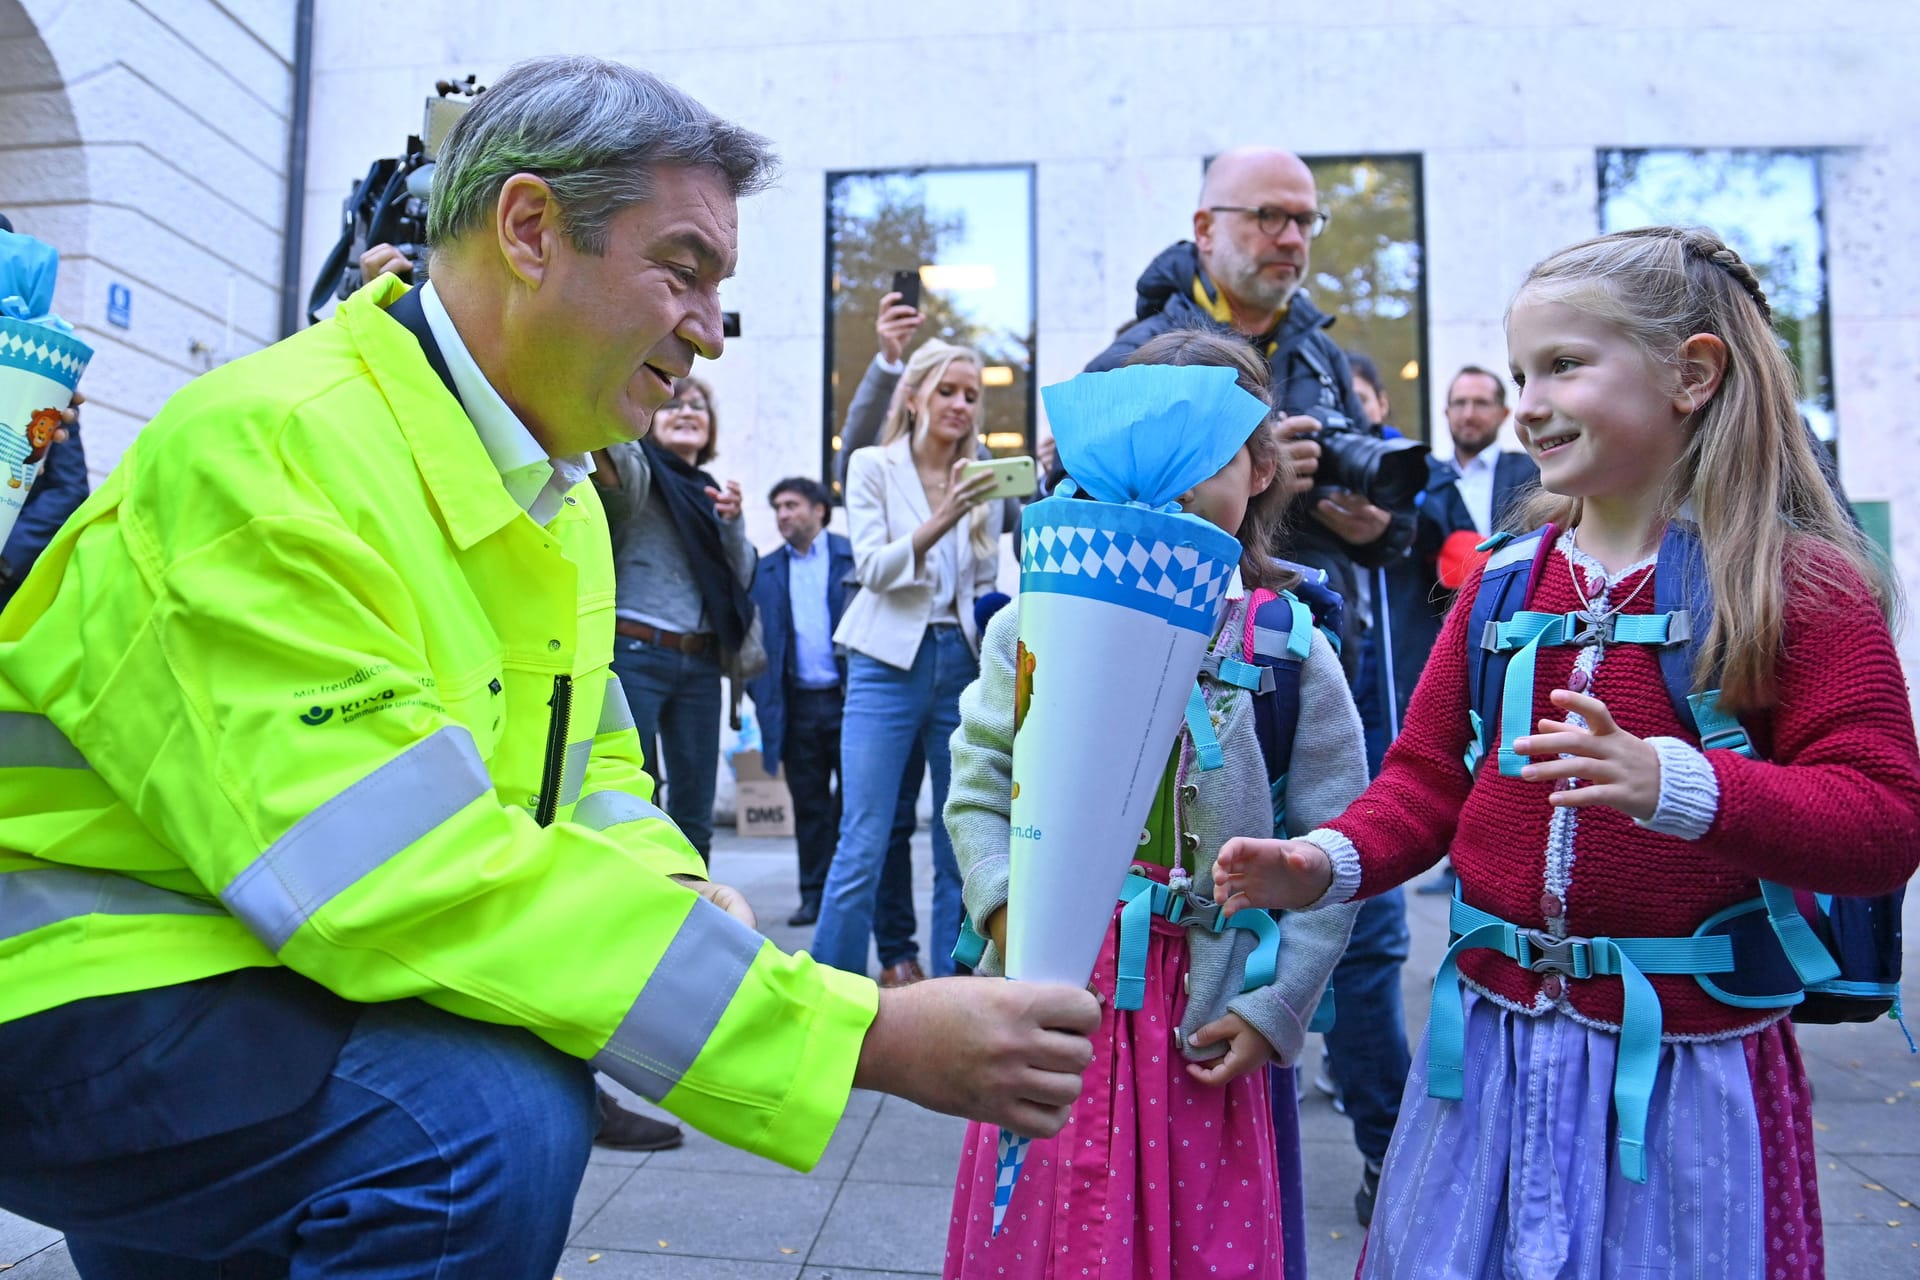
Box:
[1085,146,1418,1229]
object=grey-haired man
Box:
[0,56,1096,1277]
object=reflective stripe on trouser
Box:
[220,727,492,952]
[1,865,223,942]
[590,895,762,1100]
[573,790,672,832]
[0,712,89,768]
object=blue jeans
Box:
[0,988,595,1278]
[811,625,974,978]
[783,687,924,966]
[612,635,723,859]
[1322,887,1413,1166]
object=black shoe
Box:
[595,1089,683,1151]
[1356,1160,1381,1228]
[786,898,820,927]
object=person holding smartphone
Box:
[811,340,1005,984]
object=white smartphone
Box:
[960,455,1036,502]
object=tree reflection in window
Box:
[1303,155,1429,441]
[825,168,1035,493]
[1599,149,1835,446]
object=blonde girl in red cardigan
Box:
[1214,226,1920,1279]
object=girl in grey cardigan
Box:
[942,335,1368,1280]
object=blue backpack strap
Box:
[1463,525,1556,775]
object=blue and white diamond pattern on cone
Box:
[0,318,92,392]
[1018,497,1241,635]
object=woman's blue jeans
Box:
[810,625,975,978]
[611,635,723,859]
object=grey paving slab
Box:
[807,1179,952,1275]
[1818,1155,1919,1228]
[575,1167,837,1264]
[1837,1154,1920,1205]
[842,1097,969,1188]
[1,1241,77,1279]
[0,1210,60,1267]
[555,1247,800,1279]
[1820,1222,1920,1279]
[1808,1098,1920,1155]
[800,1268,941,1280]
[570,1161,638,1243]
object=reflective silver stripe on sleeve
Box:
[1,866,222,943]
[573,789,673,832]
[590,895,763,1100]
[0,713,89,768]
[220,726,491,952]
[598,676,635,735]
[558,737,592,808]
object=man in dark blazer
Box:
[747,479,921,977]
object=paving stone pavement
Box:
[4,829,1916,1278]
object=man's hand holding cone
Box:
[853,979,1099,1139]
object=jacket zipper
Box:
[534,673,573,827]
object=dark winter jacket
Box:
[1083,241,1417,671]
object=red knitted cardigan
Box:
[1328,539,1920,1037]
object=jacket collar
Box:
[341,276,526,551]
[880,435,933,523]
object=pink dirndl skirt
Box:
[945,870,1284,1280]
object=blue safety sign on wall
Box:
[107,282,132,328]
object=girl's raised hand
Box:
[1184,1012,1270,1087]
[1515,688,1661,821]
[1214,836,1332,913]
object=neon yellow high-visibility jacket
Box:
[0,276,876,1169]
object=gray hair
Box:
[427,55,777,254]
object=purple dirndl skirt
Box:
[1360,987,1822,1279]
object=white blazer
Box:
[833,437,1003,670]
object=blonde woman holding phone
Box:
[812,340,1006,983]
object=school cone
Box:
[0,227,90,547]
[990,365,1264,1234]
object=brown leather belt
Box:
[615,619,714,654]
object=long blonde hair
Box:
[882,339,995,563]
[1512,225,1893,712]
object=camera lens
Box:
[1315,425,1430,508]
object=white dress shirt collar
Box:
[419,282,593,524]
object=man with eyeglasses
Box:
[1086,146,1417,1231]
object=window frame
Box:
[1595,146,1839,451]
[1298,151,1433,442]
[821,163,1039,494]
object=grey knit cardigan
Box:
[946,597,1368,1066]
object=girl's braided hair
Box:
[1512,225,1893,712]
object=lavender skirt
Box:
[1360,988,1823,1279]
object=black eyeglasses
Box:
[1207,205,1331,240]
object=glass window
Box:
[825,166,1035,493]
[1302,155,1430,440]
[1598,149,1835,445]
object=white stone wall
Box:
[0,0,294,479]
[299,4,1920,687]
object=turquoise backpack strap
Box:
[1758,879,1842,986]
[1184,683,1224,771]
[1433,895,1736,1183]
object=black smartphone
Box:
[889,269,922,313]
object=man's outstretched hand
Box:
[855,977,1099,1138]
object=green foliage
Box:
[1305,157,1429,439]
[828,177,1033,489]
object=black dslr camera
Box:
[1298,403,1430,509]
[305,77,485,323]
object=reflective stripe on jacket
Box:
[0,275,875,1169]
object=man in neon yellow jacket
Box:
[0,56,1096,1277]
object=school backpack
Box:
[1464,521,1908,1034]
